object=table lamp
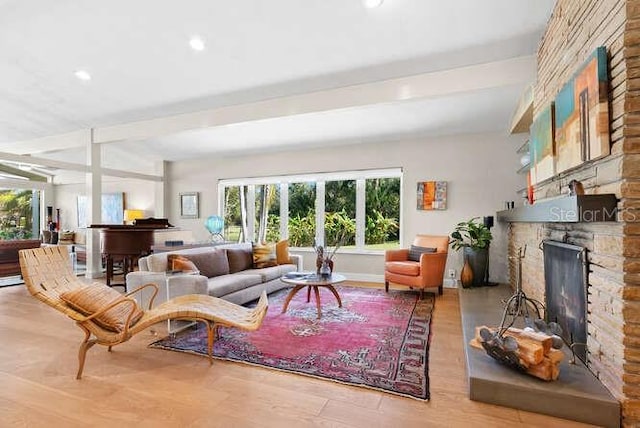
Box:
[124,209,145,225]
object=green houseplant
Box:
[450,217,493,287]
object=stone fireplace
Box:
[503,0,640,424]
[509,223,624,401]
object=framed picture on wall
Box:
[77,193,124,227]
[417,181,447,210]
[180,192,199,219]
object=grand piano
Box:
[91,219,184,288]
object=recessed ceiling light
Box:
[189,36,206,51]
[363,0,384,8]
[74,70,91,81]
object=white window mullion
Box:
[280,183,289,239]
[399,174,404,248]
[356,178,365,249]
[218,183,225,217]
[246,184,256,242]
[315,181,325,247]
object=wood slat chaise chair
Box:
[19,246,268,379]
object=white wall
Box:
[167,131,526,283]
[54,178,157,231]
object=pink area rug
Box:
[150,285,434,400]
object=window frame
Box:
[218,168,402,251]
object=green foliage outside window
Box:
[288,209,316,247]
[0,190,34,239]
[223,175,400,248]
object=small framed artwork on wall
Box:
[180,192,199,219]
[417,181,447,210]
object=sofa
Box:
[0,239,42,277]
[125,243,301,310]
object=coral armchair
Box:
[384,235,449,297]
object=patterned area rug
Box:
[150,285,435,400]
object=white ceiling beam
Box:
[5,55,535,148]
[95,55,536,143]
[0,151,163,182]
[101,168,163,182]
[0,178,47,190]
[0,164,47,182]
[0,130,92,155]
[0,151,88,172]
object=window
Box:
[0,189,40,239]
[288,182,316,247]
[365,177,400,249]
[254,184,280,243]
[223,186,243,242]
[325,180,356,248]
[219,168,401,250]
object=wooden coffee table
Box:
[281,273,346,319]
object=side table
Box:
[281,273,346,319]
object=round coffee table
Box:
[281,273,346,319]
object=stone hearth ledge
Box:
[459,284,620,428]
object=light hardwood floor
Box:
[0,282,596,427]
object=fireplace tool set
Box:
[479,245,565,371]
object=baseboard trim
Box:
[342,274,458,288]
[444,278,459,288]
[84,271,105,279]
[343,273,384,283]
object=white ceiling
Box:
[0,0,555,178]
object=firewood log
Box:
[473,325,563,381]
[474,326,545,366]
[506,327,553,354]
[469,337,483,350]
[503,334,544,365]
[547,348,565,364]
[526,357,561,381]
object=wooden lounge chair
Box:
[19,246,268,379]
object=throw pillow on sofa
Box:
[227,248,253,273]
[167,254,199,272]
[181,249,229,278]
[252,243,278,268]
[276,239,291,265]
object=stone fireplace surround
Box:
[464,197,621,427]
[508,221,625,414]
[505,0,640,424]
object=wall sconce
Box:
[124,209,145,225]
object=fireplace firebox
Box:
[542,240,588,363]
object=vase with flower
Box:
[313,231,345,278]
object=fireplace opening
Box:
[542,240,588,363]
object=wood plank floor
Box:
[0,283,597,427]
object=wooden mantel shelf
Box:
[496,194,618,223]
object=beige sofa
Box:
[125,243,301,309]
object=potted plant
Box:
[450,217,493,287]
